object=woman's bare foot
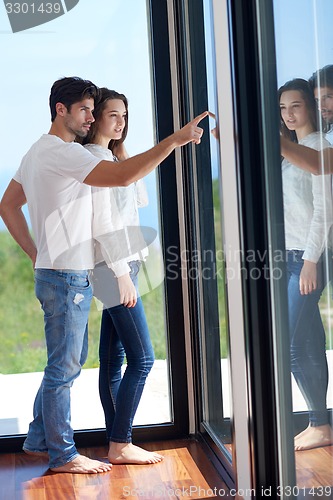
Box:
[50,454,112,474]
[108,442,164,465]
[294,424,333,451]
[23,449,48,458]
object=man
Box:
[0,76,207,474]
[310,65,333,146]
[281,65,333,174]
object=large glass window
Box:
[0,0,171,437]
[273,0,333,492]
[201,0,233,460]
[173,0,235,475]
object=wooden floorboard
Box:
[295,445,333,490]
[3,439,333,499]
[0,439,230,500]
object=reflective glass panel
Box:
[0,0,171,436]
[273,0,333,491]
[199,0,233,461]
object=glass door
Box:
[186,0,295,494]
[272,0,333,495]
[203,0,333,496]
[169,0,240,488]
[0,0,189,448]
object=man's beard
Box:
[75,129,88,138]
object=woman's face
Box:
[96,98,127,141]
[279,90,310,132]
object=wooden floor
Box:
[213,443,333,497]
[2,440,333,499]
[0,439,230,500]
[295,445,333,489]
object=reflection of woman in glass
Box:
[83,88,163,464]
[279,78,333,451]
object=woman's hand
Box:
[117,273,137,307]
[299,260,317,295]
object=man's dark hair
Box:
[309,65,333,90]
[49,76,100,122]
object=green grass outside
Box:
[1,176,333,373]
[0,231,166,374]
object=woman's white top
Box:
[282,131,333,263]
[85,143,148,277]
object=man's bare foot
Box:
[294,424,333,451]
[108,442,164,465]
[23,448,48,458]
[50,455,112,474]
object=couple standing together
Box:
[280,65,333,452]
[3,64,333,474]
[0,76,208,474]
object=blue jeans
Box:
[287,250,329,427]
[98,261,154,442]
[23,269,92,468]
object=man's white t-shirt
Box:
[14,134,101,270]
[326,126,333,145]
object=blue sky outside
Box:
[274,0,333,86]
[0,0,157,229]
[0,0,333,230]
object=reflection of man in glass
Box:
[309,65,333,146]
[281,65,333,173]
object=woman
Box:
[279,78,333,451]
[83,88,163,465]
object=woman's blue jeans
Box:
[287,250,329,427]
[98,261,154,443]
[23,269,92,468]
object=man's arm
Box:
[0,180,37,266]
[280,136,333,175]
[84,111,208,187]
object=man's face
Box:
[63,98,95,138]
[314,86,333,125]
